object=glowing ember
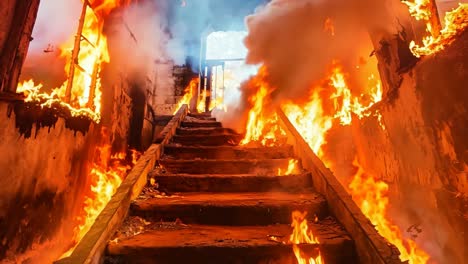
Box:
[403,2,468,57]
[16,0,129,122]
[174,77,199,114]
[289,211,324,264]
[349,158,430,264]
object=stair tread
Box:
[176,127,238,135]
[159,158,301,175]
[133,191,324,207]
[107,218,356,264]
[164,144,292,150]
[109,218,351,249]
[163,144,294,159]
[153,172,310,178]
[151,173,313,193]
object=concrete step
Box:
[163,144,294,160]
[130,191,327,225]
[106,218,357,264]
[171,134,242,146]
[153,173,312,193]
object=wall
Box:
[0,102,98,261]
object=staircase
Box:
[106,113,359,264]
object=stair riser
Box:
[163,146,294,160]
[155,174,312,193]
[160,159,299,175]
[130,204,328,225]
[107,244,358,264]
[176,127,237,135]
[172,135,242,146]
[181,122,222,128]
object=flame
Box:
[173,77,199,114]
[195,89,227,113]
[16,0,129,122]
[349,158,430,263]
[197,89,208,113]
[278,159,299,176]
[403,2,468,57]
[240,67,286,146]
[283,62,383,158]
[61,143,140,258]
[283,91,333,156]
[290,211,324,264]
[329,63,383,126]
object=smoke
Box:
[242,0,401,104]
[106,1,171,77]
[213,0,409,130]
[20,0,82,88]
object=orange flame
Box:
[174,77,199,114]
[283,62,383,158]
[349,158,430,263]
[240,67,286,146]
[283,90,333,156]
[62,143,140,258]
[290,211,324,264]
[403,2,468,57]
[197,89,208,113]
[329,63,383,127]
[16,0,130,122]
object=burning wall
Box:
[232,0,467,263]
[344,29,467,263]
[0,104,99,262]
